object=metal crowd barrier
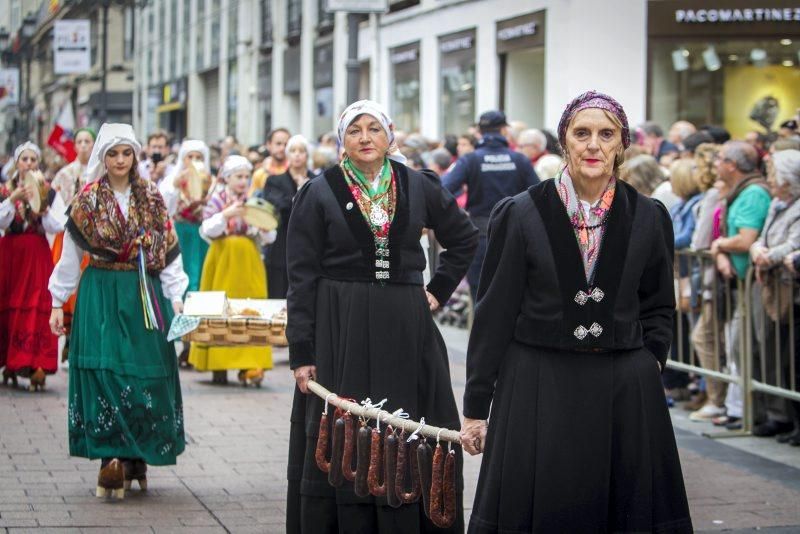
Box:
[669,249,800,436]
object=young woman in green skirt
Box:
[49,123,189,500]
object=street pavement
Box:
[2,325,800,533]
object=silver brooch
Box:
[573,322,603,340]
[574,287,605,306]
[346,202,354,210]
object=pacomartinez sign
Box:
[648,0,800,37]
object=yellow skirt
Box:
[188,236,273,371]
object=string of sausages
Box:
[307,380,457,528]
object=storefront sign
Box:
[440,36,474,54]
[390,47,418,65]
[675,7,800,23]
[649,1,800,37]
[53,19,91,74]
[496,11,546,54]
[0,68,20,107]
[325,0,388,13]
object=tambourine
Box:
[242,197,279,231]
[22,170,47,213]
[185,160,211,201]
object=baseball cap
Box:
[478,110,508,130]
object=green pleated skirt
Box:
[174,220,209,294]
[67,267,185,465]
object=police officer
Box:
[443,110,539,301]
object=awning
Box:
[156,101,184,113]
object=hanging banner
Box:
[54,19,91,74]
[0,68,20,107]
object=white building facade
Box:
[132,0,800,145]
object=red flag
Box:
[47,100,77,162]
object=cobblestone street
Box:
[2,327,800,533]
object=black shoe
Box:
[789,433,800,447]
[776,428,800,443]
[724,417,742,430]
[753,420,794,437]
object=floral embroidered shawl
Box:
[66,176,179,271]
[555,167,616,283]
[203,188,250,236]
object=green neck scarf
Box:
[341,157,392,200]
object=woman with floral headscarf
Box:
[188,155,275,386]
[285,100,477,532]
[0,142,62,390]
[49,123,188,500]
[460,91,692,532]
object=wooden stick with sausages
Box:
[306,381,461,444]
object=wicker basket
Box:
[267,309,288,346]
[183,317,273,346]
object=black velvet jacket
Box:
[286,160,479,367]
[463,178,675,419]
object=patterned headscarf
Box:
[557,91,631,150]
[337,100,407,164]
[14,141,41,162]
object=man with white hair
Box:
[668,120,697,149]
[516,128,548,166]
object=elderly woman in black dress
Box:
[262,134,315,299]
[460,91,692,533]
[286,100,478,533]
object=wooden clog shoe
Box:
[29,368,46,392]
[2,369,18,388]
[123,459,147,491]
[96,458,125,499]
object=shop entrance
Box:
[496,10,546,129]
[500,47,545,128]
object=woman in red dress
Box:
[0,142,62,390]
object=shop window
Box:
[318,0,335,35]
[388,0,420,13]
[650,39,800,139]
[124,6,135,61]
[228,1,238,59]
[260,0,273,50]
[439,30,476,137]
[227,60,238,136]
[390,42,420,132]
[287,0,302,44]
[258,58,273,140]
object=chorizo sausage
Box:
[354,424,372,497]
[384,431,402,508]
[430,443,447,527]
[395,437,420,504]
[314,412,330,473]
[341,414,358,482]
[416,440,433,519]
[441,449,456,527]
[328,417,346,487]
[368,427,386,497]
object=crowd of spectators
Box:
[620,115,800,447]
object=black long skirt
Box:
[287,279,465,534]
[468,342,692,534]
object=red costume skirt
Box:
[0,233,58,374]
